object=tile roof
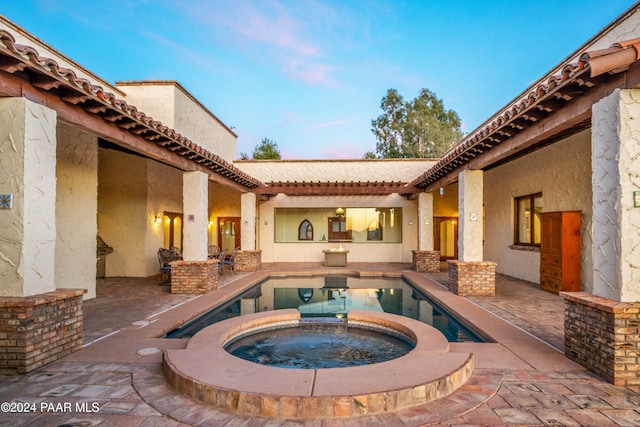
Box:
[409,39,640,190]
[254,180,420,197]
[0,30,263,190]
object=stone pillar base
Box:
[562,292,640,387]
[412,250,440,272]
[171,260,218,294]
[447,260,496,296]
[235,250,262,272]
[0,289,84,375]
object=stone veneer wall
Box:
[412,250,440,272]
[563,292,640,387]
[448,261,496,296]
[170,260,218,294]
[235,250,262,272]
[0,289,84,375]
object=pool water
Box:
[165,276,484,342]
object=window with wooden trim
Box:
[514,193,542,245]
[298,219,313,240]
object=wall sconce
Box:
[335,207,345,217]
[208,220,214,227]
[154,215,162,224]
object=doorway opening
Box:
[163,212,183,250]
[434,217,458,260]
[218,217,241,252]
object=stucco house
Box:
[0,4,639,386]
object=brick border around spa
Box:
[163,309,474,419]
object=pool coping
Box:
[69,269,585,375]
[162,309,475,418]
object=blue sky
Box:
[1,1,636,159]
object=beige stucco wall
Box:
[258,194,417,263]
[0,98,57,297]
[483,130,593,287]
[116,82,236,162]
[55,124,98,299]
[236,159,436,182]
[238,159,433,263]
[98,150,184,277]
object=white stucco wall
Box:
[484,130,593,287]
[182,171,209,261]
[0,98,57,297]
[116,82,236,162]
[458,170,484,262]
[55,124,98,299]
[592,89,640,302]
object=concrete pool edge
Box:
[162,309,475,419]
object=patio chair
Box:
[207,245,220,259]
[157,247,182,284]
[224,247,239,276]
[158,248,182,285]
[216,249,228,280]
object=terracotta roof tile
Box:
[409,39,640,189]
[0,29,263,190]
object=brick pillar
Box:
[412,250,440,272]
[448,260,496,296]
[563,292,640,387]
[170,260,218,294]
[0,289,84,375]
[235,250,262,272]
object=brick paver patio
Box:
[0,264,638,426]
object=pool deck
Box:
[1,263,639,426]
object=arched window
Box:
[298,219,313,240]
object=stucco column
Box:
[591,88,640,302]
[0,98,57,297]
[448,169,495,296]
[413,192,439,272]
[241,192,257,250]
[418,192,434,251]
[55,126,98,299]
[182,171,208,261]
[458,169,484,262]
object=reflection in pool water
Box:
[165,276,483,342]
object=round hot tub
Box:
[163,309,474,419]
[225,318,415,369]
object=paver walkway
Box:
[0,264,638,426]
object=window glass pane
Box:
[532,195,543,244]
[518,197,531,244]
[275,208,402,243]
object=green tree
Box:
[252,137,281,160]
[370,88,463,158]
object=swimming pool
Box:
[165,275,484,342]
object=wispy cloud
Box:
[307,116,359,131]
[184,0,341,86]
